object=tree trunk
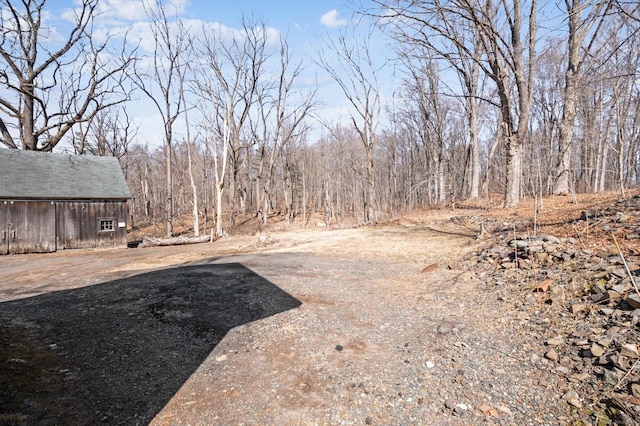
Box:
[554,28,579,195]
[23,85,36,150]
[468,99,480,199]
[365,144,375,222]
[262,184,270,226]
[466,49,481,200]
[186,141,199,237]
[302,166,307,225]
[597,141,608,193]
[142,162,151,220]
[228,153,240,229]
[215,181,224,238]
[504,137,522,207]
[437,155,446,204]
[166,142,173,238]
[617,119,626,197]
[554,75,577,195]
[284,174,292,223]
[255,154,264,223]
[482,133,501,198]
[554,129,573,195]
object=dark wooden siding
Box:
[0,200,128,254]
[56,201,128,250]
[0,201,56,254]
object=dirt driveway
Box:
[0,216,571,425]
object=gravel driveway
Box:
[0,219,573,425]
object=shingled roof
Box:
[0,149,132,200]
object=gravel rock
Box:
[547,336,565,346]
[2,192,640,425]
[463,194,640,423]
[627,293,640,309]
[621,343,639,358]
[545,349,559,362]
[562,391,582,408]
[631,383,640,399]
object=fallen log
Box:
[139,235,211,248]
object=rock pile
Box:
[466,195,640,425]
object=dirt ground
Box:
[0,192,637,425]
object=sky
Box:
[3,1,594,151]
[40,0,393,149]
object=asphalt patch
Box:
[0,262,301,425]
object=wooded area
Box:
[1,0,639,237]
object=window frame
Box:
[98,218,116,233]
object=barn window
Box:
[99,218,115,232]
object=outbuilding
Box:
[0,149,132,254]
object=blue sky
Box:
[5,1,586,150]
[37,0,391,148]
[188,0,355,30]
[44,0,367,64]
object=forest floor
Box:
[0,190,639,425]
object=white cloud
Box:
[64,0,189,23]
[320,10,347,28]
[62,0,144,24]
[100,0,149,21]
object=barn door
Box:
[0,201,56,254]
[0,202,8,254]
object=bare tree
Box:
[194,17,268,237]
[0,0,135,151]
[180,70,200,237]
[553,0,614,195]
[374,0,537,207]
[316,23,384,222]
[131,0,189,237]
[398,57,456,205]
[603,24,640,196]
[530,43,565,193]
[253,34,316,225]
[454,0,537,207]
[569,3,639,194]
[382,5,485,200]
[80,107,137,158]
[202,102,230,239]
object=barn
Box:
[0,149,132,254]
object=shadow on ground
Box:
[0,262,301,425]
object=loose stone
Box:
[621,343,639,358]
[591,343,605,357]
[562,391,582,408]
[544,349,559,362]
[547,336,565,346]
